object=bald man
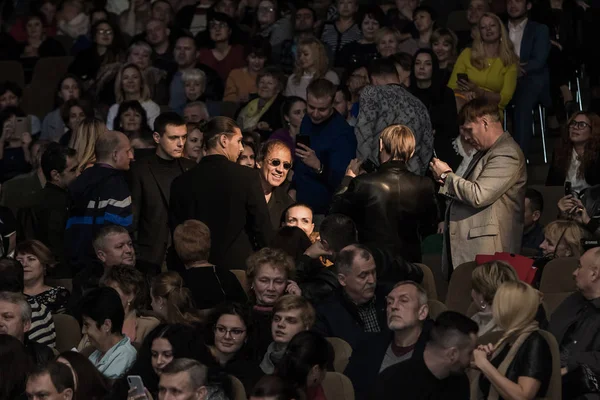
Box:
[64,131,134,264]
[548,247,600,381]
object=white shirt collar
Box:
[509,18,528,32]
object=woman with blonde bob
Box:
[471,281,553,400]
[68,117,106,173]
[448,12,518,112]
[331,124,436,263]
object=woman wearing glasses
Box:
[257,140,294,229]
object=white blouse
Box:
[566,148,590,194]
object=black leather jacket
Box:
[330,160,438,263]
[581,184,600,237]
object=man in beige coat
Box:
[430,98,527,278]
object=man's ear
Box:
[153,131,161,144]
[96,250,107,263]
[196,385,208,400]
[337,273,346,287]
[24,319,31,334]
[532,210,541,223]
[102,319,112,333]
[62,387,74,400]
[418,303,429,321]
[447,346,458,363]
[166,27,171,36]
[218,134,227,149]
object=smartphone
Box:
[127,375,145,397]
[564,181,573,197]
[457,73,469,82]
[296,135,311,148]
[15,117,30,137]
[362,159,377,174]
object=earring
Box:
[480,302,487,310]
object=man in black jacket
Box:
[331,124,437,263]
[129,112,196,267]
[169,117,273,270]
[345,281,432,400]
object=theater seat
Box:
[229,375,246,400]
[326,337,352,373]
[416,263,438,301]
[230,269,249,293]
[52,313,81,353]
[21,56,74,118]
[445,261,477,314]
[0,61,25,88]
[427,299,447,320]
[539,257,578,315]
[322,372,355,400]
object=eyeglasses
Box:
[214,325,246,338]
[569,120,591,130]
[97,29,113,35]
[209,22,228,30]
[258,6,274,12]
[267,158,292,170]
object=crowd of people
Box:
[1,0,600,399]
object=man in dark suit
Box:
[169,117,273,270]
[507,0,551,157]
[129,112,196,267]
[331,124,437,263]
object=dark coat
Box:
[169,154,273,270]
[330,161,437,263]
[312,285,391,350]
[267,184,294,229]
[31,183,69,261]
[129,154,196,266]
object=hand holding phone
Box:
[457,73,469,82]
[127,376,146,398]
[296,135,311,148]
[361,159,377,174]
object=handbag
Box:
[563,364,600,398]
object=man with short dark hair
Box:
[333,86,355,126]
[356,58,433,175]
[65,131,134,264]
[278,6,319,73]
[30,143,78,260]
[313,244,389,348]
[374,311,478,400]
[345,281,431,400]
[522,188,545,252]
[158,358,209,400]
[129,112,196,267]
[26,361,75,400]
[294,79,357,218]
[170,117,272,270]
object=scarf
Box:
[260,342,287,374]
[472,310,501,337]
[237,96,277,131]
[470,322,539,400]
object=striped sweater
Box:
[27,298,56,348]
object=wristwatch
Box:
[440,171,451,183]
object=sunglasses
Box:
[267,158,292,170]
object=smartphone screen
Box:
[15,117,30,137]
[564,181,572,197]
[296,135,311,148]
[127,376,145,397]
[362,159,377,174]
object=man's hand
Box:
[304,240,332,259]
[561,367,568,376]
[21,132,32,148]
[429,158,452,183]
[345,158,362,178]
[576,0,590,10]
[295,143,321,171]
[518,62,527,77]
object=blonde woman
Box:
[472,281,552,400]
[448,12,518,112]
[539,220,585,259]
[284,37,339,100]
[471,261,519,336]
[106,63,160,130]
[68,117,106,173]
[375,27,402,57]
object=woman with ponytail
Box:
[150,271,204,325]
[471,281,553,400]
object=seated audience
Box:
[320,0,361,66]
[106,63,160,130]
[112,100,154,148]
[204,303,262,392]
[256,140,294,228]
[253,0,293,51]
[0,107,33,183]
[284,37,339,100]
[0,82,41,136]
[430,28,458,85]
[173,219,247,309]
[17,12,65,59]
[224,37,271,103]
[101,265,161,346]
[16,240,70,314]
[337,6,385,69]
[548,247,600,399]
[333,86,356,126]
[448,12,518,112]
[25,361,75,400]
[374,311,478,399]
[0,334,34,399]
[155,358,210,400]
[199,13,245,82]
[539,220,585,260]
[182,69,221,118]
[41,74,84,142]
[183,102,210,124]
[546,111,600,191]
[345,281,431,400]
[269,96,307,153]
[246,247,299,361]
[150,272,204,325]
[313,244,388,349]
[275,331,329,400]
[57,351,110,400]
[471,281,552,400]
[237,67,286,140]
[522,188,545,254]
[409,49,460,169]
[261,295,315,373]
[283,203,316,239]
[57,98,95,145]
[412,5,436,49]
[80,287,137,379]
[68,118,105,173]
[375,27,402,57]
[331,124,436,263]
[183,122,204,162]
[126,41,169,105]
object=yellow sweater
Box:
[223,68,258,103]
[448,48,517,111]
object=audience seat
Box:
[220,101,240,118]
[326,337,353,373]
[538,330,562,400]
[52,313,81,353]
[446,10,470,32]
[427,299,447,320]
[0,61,25,88]
[445,261,477,314]
[229,375,246,400]
[539,257,579,316]
[322,372,355,400]
[21,56,74,118]
[421,253,447,302]
[527,185,563,228]
[46,278,73,293]
[230,269,249,293]
[416,263,438,301]
[476,330,504,346]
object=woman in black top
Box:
[472,281,552,400]
[409,48,461,170]
[173,220,247,310]
[336,6,386,69]
[18,12,65,59]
